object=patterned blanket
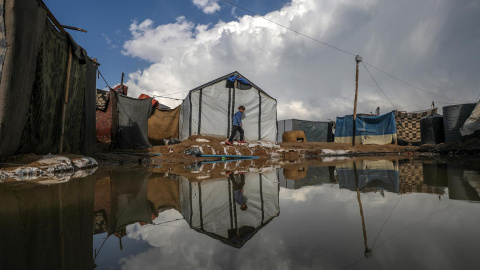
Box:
[394,108,437,143]
[96,89,109,111]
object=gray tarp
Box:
[277,119,333,142]
[112,91,152,149]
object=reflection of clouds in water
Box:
[118,181,480,269]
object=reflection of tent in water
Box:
[179,172,279,248]
[399,160,445,195]
[0,178,96,270]
[107,170,158,237]
[446,161,480,202]
[279,166,336,189]
[337,160,399,193]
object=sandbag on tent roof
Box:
[394,108,437,144]
[179,172,279,248]
[179,71,277,142]
[277,119,334,143]
[111,91,153,149]
[335,111,397,145]
[337,160,400,193]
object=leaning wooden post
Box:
[59,45,73,154]
[352,55,362,146]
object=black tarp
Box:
[111,91,152,149]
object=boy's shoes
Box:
[225,141,232,145]
[238,141,246,143]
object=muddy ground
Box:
[2,135,480,184]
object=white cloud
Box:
[122,0,480,120]
[193,0,221,14]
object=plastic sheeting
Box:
[443,103,477,143]
[337,160,399,193]
[179,172,279,248]
[179,72,277,142]
[460,102,480,136]
[277,119,333,143]
[335,111,397,145]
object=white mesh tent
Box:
[179,71,277,142]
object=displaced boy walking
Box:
[226,105,245,145]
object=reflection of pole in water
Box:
[353,162,372,258]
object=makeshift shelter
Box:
[277,119,333,143]
[111,91,152,149]
[179,71,277,142]
[394,108,437,144]
[0,0,97,157]
[337,160,399,193]
[460,101,480,136]
[148,106,181,145]
[95,85,127,144]
[443,103,478,143]
[334,111,397,145]
[179,172,279,248]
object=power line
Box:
[220,0,467,105]
[363,61,465,104]
[362,62,397,110]
[219,0,356,57]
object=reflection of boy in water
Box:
[227,172,248,211]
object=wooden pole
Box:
[353,55,362,146]
[59,45,73,154]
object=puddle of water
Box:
[1,157,480,269]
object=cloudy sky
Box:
[45,0,480,121]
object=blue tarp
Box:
[335,111,397,144]
[227,75,250,85]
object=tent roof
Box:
[187,71,276,100]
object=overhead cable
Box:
[219,0,356,56]
[361,62,397,110]
[219,0,466,105]
[363,62,465,104]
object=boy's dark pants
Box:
[228,125,244,142]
